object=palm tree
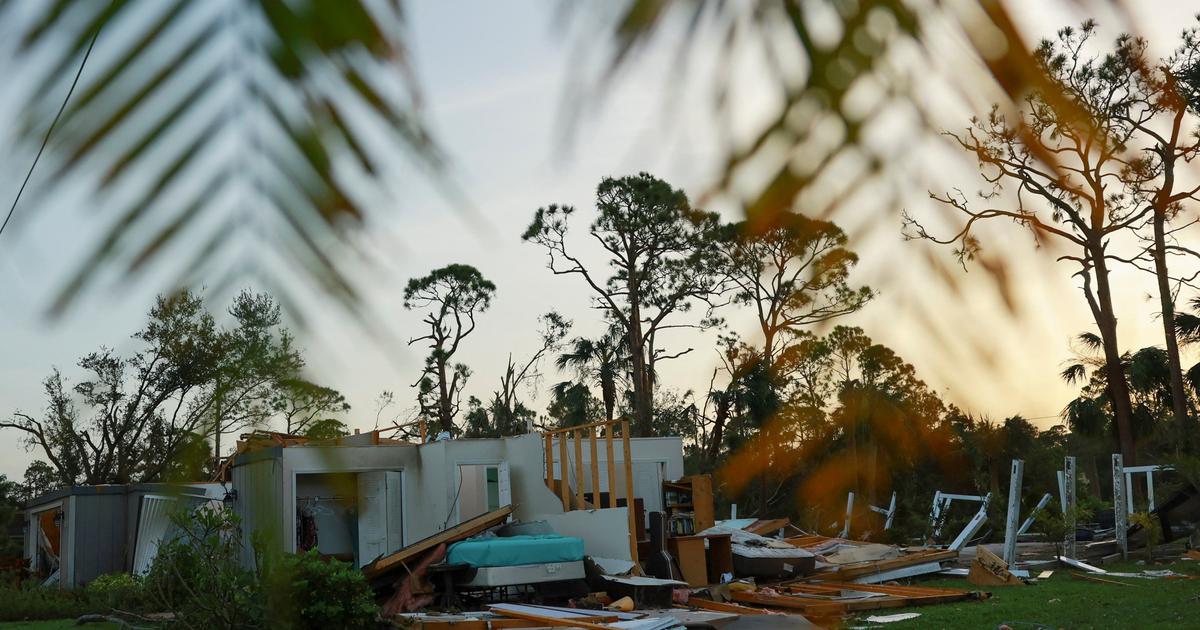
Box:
[4,0,439,317]
[555,327,627,423]
[1061,331,1194,463]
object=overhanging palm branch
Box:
[4,0,440,317]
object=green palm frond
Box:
[1060,362,1087,384]
[5,0,440,316]
[1076,332,1103,351]
[1175,312,1200,343]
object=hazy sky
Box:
[0,1,1197,482]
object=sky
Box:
[0,0,1197,482]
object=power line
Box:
[1,8,108,240]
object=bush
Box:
[144,506,264,629]
[265,550,377,630]
[0,585,96,621]
[85,572,146,612]
[145,506,380,629]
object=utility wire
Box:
[1,7,108,240]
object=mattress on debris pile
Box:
[701,524,816,578]
[458,560,586,588]
[447,534,584,568]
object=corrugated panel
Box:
[132,496,175,575]
[233,458,282,568]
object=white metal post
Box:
[1063,456,1076,559]
[1017,493,1053,536]
[839,492,855,538]
[1125,471,1134,515]
[1112,454,1127,560]
[868,491,897,530]
[1002,459,1024,565]
[1147,474,1155,512]
[1056,470,1067,513]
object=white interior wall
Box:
[240,434,683,560]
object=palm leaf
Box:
[3,0,440,319]
[1076,332,1103,351]
[1175,312,1200,343]
[1060,363,1087,384]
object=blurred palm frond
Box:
[4,0,440,318]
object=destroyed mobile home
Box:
[18,423,1200,629]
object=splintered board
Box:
[804,549,959,581]
[732,581,982,616]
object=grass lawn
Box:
[0,621,120,629]
[853,560,1200,629]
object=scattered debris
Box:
[1056,555,1107,574]
[865,612,922,623]
[730,580,985,616]
[1070,572,1139,587]
[968,546,1022,586]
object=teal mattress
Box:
[446,535,584,568]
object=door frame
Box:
[451,459,507,525]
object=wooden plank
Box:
[790,581,974,598]
[589,428,601,509]
[544,433,553,488]
[487,606,616,630]
[605,427,617,509]
[668,536,709,586]
[621,420,639,570]
[682,598,768,615]
[1070,572,1138,587]
[489,604,620,622]
[543,418,621,435]
[363,505,513,578]
[690,475,715,532]
[745,517,789,536]
[558,434,570,511]
[809,549,958,581]
[574,430,586,509]
[413,619,487,630]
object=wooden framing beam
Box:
[558,434,569,511]
[588,428,600,510]
[621,420,638,569]
[542,418,621,435]
[574,430,585,509]
[605,427,617,509]
[544,433,553,488]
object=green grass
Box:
[0,621,120,629]
[853,560,1200,629]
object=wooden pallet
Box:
[731,581,981,616]
[805,548,958,581]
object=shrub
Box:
[144,506,264,629]
[264,550,377,630]
[85,572,146,611]
[145,505,380,629]
[0,585,95,621]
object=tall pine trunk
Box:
[1153,210,1189,431]
[626,273,653,436]
[1086,249,1138,465]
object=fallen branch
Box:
[74,613,153,629]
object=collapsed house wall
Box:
[23,483,221,587]
[229,433,686,568]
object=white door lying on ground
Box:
[357,471,403,567]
